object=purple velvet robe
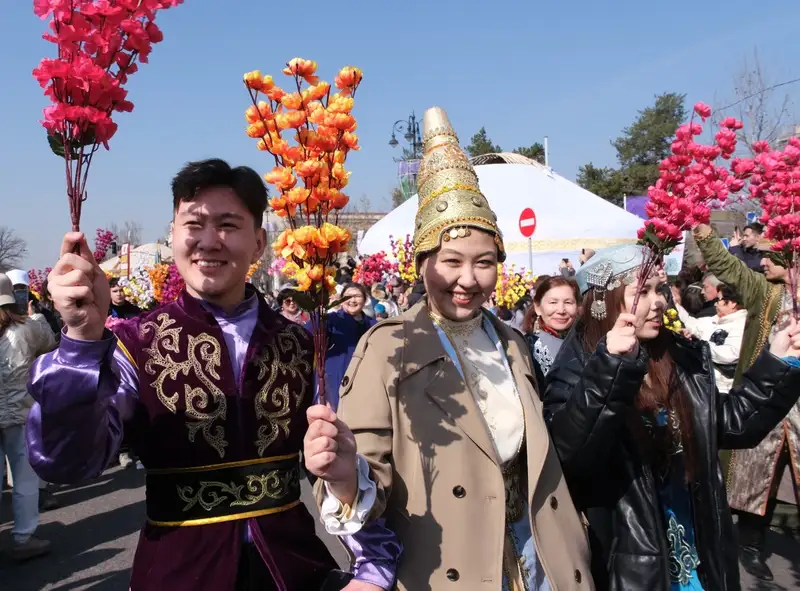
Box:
[26,289,337,591]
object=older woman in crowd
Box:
[523,275,579,389]
[311,282,375,410]
[277,287,309,324]
[677,284,747,394]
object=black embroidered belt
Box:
[145,452,302,527]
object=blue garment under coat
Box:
[309,310,375,410]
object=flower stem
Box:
[629,247,659,316]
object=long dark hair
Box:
[580,283,697,481]
[0,304,26,338]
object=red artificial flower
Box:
[731,158,755,177]
[353,251,397,285]
[693,102,712,121]
[720,116,744,130]
[744,136,800,302]
[34,0,183,231]
[715,129,737,159]
[638,101,745,261]
[752,140,771,154]
[92,227,116,263]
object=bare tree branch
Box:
[122,221,143,246]
[107,220,143,247]
[732,48,793,153]
[0,227,28,272]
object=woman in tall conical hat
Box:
[304,107,594,590]
[541,244,800,590]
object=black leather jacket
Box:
[543,327,800,591]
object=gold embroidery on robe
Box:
[252,325,312,456]
[176,468,299,512]
[504,453,525,523]
[141,313,228,458]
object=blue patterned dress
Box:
[648,409,705,590]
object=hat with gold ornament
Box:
[413,106,505,265]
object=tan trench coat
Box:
[316,302,593,590]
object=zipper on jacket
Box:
[697,346,725,589]
[684,345,726,590]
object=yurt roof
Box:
[469,152,547,168]
[358,157,647,275]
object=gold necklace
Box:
[429,309,483,338]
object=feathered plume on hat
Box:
[412,106,505,264]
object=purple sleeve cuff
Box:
[57,329,116,363]
[26,329,139,483]
[342,518,402,590]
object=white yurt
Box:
[100,242,172,274]
[359,153,659,275]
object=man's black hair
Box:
[682,283,705,316]
[718,284,743,307]
[171,159,267,228]
[108,277,120,288]
[744,222,764,235]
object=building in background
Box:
[775,124,800,150]
[336,211,387,253]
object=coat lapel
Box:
[425,358,500,465]
[402,302,500,465]
[488,316,552,502]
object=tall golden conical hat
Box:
[413,106,505,264]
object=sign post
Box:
[120,243,131,278]
[519,208,537,270]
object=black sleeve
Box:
[718,351,800,449]
[543,336,648,479]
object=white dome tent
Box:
[359,153,661,275]
[100,242,172,274]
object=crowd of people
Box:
[0,107,798,591]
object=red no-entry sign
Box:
[519,208,537,238]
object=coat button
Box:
[452,485,466,498]
[550,496,558,510]
[446,569,460,581]
[341,376,350,387]
[574,569,582,583]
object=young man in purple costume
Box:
[24,159,399,591]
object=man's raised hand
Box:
[48,232,110,341]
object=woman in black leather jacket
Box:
[543,245,800,591]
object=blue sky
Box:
[3,0,799,269]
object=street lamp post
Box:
[389,112,422,205]
[388,112,422,161]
